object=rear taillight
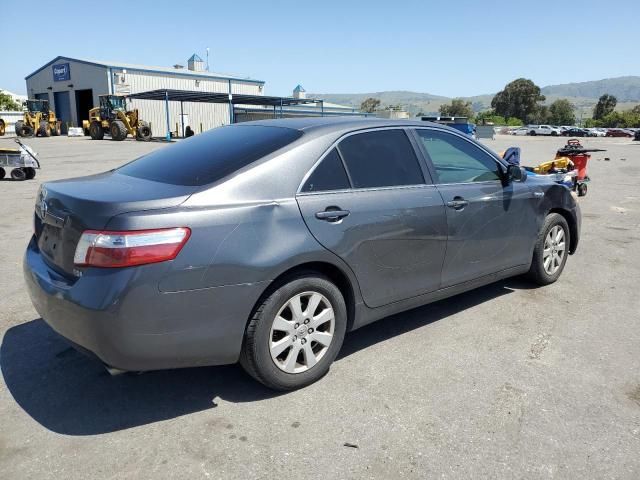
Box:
[73,227,191,268]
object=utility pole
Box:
[206,48,210,72]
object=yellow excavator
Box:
[15,99,62,137]
[83,94,151,141]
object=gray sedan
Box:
[24,118,580,390]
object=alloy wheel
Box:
[543,225,566,275]
[269,291,335,374]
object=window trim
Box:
[296,127,431,196]
[409,127,507,186]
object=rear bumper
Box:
[23,237,266,371]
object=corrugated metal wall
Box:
[0,111,24,135]
[123,70,263,135]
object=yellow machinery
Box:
[530,156,575,175]
[15,99,62,137]
[83,95,151,141]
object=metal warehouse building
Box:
[25,54,266,135]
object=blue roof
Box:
[188,54,203,62]
[293,84,306,92]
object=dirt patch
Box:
[627,385,640,406]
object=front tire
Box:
[240,274,347,390]
[526,213,570,285]
[136,121,152,142]
[110,120,127,141]
[38,120,51,137]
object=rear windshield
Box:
[118,125,303,186]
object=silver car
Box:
[24,118,581,390]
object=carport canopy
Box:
[126,89,324,139]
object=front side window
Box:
[301,148,350,193]
[337,129,425,189]
[415,129,501,184]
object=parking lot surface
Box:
[1,134,639,479]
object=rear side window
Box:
[337,129,425,189]
[301,149,350,192]
[118,125,302,186]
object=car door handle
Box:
[446,198,469,210]
[315,209,350,222]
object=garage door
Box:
[54,91,72,125]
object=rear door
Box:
[412,128,538,287]
[296,128,448,308]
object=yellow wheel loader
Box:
[15,99,62,137]
[83,95,152,142]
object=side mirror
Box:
[507,164,527,182]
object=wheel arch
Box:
[249,261,358,334]
[548,207,578,254]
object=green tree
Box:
[548,99,575,125]
[475,110,522,126]
[0,91,21,111]
[491,78,545,122]
[631,104,640,115]
[527,105,551,124]
[360,97,381,113]
[593,94,617,120]
[439,98,474,118]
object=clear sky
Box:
[2,0,637,97]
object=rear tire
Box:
[38,120,51,137]
[136,121,152,142]
[529,131,536,136]
[0,120,5,136]
[11,168,27,181]
[89,121,104,140]
[24,167,36,180]
[110,120,127,141]
[526,213,570,286]
[0,167,5,179]
[240,274,347,390]
[15,120,31,137]
[52,122,62,136]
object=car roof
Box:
[238,116,446,135]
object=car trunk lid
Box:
[35,172,196,276]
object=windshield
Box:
[108,96,127,110]
[118,125,303,186]
[26,100,48,113]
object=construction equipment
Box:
[15,99,62,137]
[83,95,152,142]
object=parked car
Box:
[634,130,640,141]
[606,128,633,137]
[589,128,607,137]
[24,118,581,390]
[561,127,591,137]
[512,127,529,136]
[528,125,562,136]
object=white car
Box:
[512,127,529,136]
[528,125,562,136]
[589,128,606,137]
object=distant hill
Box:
[541,76,640,102]
[311,76,640,117]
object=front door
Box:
[296,129,448,308]
[413,128,538,287]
